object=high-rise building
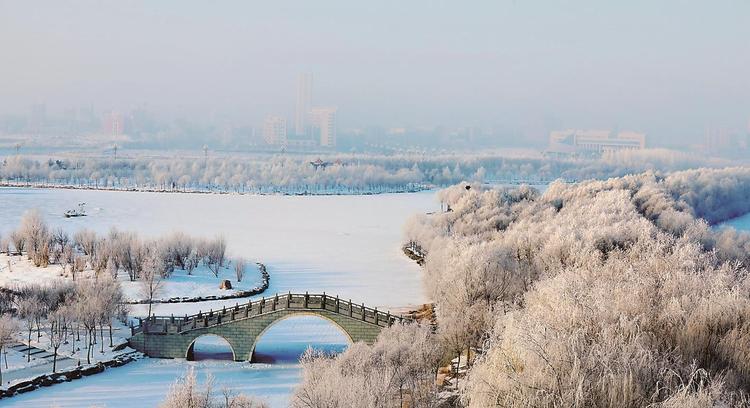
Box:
[310,107,337,147]
[263,116,287,145]
[295,73,313,136]
[103,111,125,136]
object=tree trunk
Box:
[27,328,32,363]
[109,324,113,347]
[53,349,58,372]
[86,331,91,364]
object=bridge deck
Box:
[132,293,407,335]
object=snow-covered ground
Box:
[0,187,435,308]
[1,317,135,387]
[0,187,437,407]
[121,261,263,301]
[0,254,263,302]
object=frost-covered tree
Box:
[233,258,245,282]
[160,367,267,408]
[139,254,164,316]
[205,236,227,277]
[45,307,68,372]
[293,323,442,408]
[16,298,40,362]
[395,169,750,407]
[0,314,17,384]
[1,149,731,195]
[73,229,97,256]
[9,230,25,255]
[19,209,50,266]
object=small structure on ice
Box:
[64,202,87,218]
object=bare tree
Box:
[205,236,226,277]
[46,307,68,372]
[160,367,267,408]
[121,235,147,281]
[16,298,39,362]
[0,236,9,254]
[74,281,99,364]
[294,323,441,408]
[139,255,164,317]
[0,314,17,384]
[233,258,245,283]
[50,228,70,264]
[73,229,97,256]
[20,209,51,266]
[163,232,193,270]
[9,230,25,255]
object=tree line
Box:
[0,276,126,383]
[0,149,730,194]
[1,210,244,313]
[294,166,750,407]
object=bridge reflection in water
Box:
[129,293,406,362]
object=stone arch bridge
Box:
[128,293,407,362]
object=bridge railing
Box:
[131,293,409,335]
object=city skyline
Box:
[1,1,749,144]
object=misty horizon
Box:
[1,1,749,145]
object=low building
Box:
[309,107,337,147]
[262,116,287,145]
[546,129,646,157]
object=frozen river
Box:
[0,187,438,407]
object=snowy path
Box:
[2,342,77,386]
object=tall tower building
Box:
[295,73,313,136]
[103,111,125,136]
[263,116,287,145]
[310,107,337,147]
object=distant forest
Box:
[0,149,732,194]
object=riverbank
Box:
[123,262,270,305]
[0,181,431,196]
[0,352,143,400]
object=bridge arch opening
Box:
[186,334,236,361]
[250,314,352,363]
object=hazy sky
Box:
[1,1,748,141]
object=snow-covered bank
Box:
[0,254,268,304]
[0,181,430,196]
[0,187,434,308]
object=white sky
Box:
[1,0,749,141]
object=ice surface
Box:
[0,188,436,308]
[0,187,437,407]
